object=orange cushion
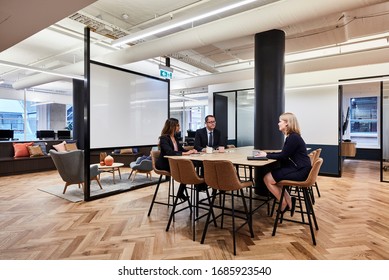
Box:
[13,142,34,158]
[53,141,66,152]
[28,145,44,157]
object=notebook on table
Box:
[247,156,268,160]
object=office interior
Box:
[1,0,389,259]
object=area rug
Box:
[38,172,160,202]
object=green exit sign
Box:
[160,69,172,79]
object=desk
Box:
[167,146,277,228]
[97,162,124,184]
[172,146,276,167]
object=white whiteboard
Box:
[90,62,168,149]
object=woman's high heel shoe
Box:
[280,205,290,215]
[290,197,297,217]
[177,192,189,202]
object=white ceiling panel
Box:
[1,0,389,96]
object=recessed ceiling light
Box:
[121,13,129,20]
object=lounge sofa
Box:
[0,140,67,176]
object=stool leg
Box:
[201,189,217,244]
[315,182,321,197]
[166,183,185,231]
[297,189,305,223]
[205,188,218,227]
[231,191,237,255]
[240,189,254,238]
[148,175,162,216]
[303,188,316,245]
[272,186,287,236]
[221,191,226,229]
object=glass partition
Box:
[237,89,254,146]
[382,81,389,182]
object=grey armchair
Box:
[50,149,102,194]
[128,156,153,181]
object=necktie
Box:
[208,132,213,147]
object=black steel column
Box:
[72,79,84,149]
[165,57,171,117]
[254,29,285,194]
[83,26,91,201]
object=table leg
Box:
[117,167,122,179]
[112,168,116,184]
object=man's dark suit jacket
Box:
[194,127,224,152]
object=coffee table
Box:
[97,162,124,184]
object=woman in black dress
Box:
[258,112,312,215]
[156,118,197,200]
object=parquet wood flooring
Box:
[1,160,389,260]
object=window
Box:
[0,98,71,141]
[350,96,379,148]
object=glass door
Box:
[382,81,389,182]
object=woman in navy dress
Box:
[257,112,312,215]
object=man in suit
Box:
[194,115,225,152]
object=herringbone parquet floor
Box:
[0,159,388,260]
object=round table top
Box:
[97,162,124,169]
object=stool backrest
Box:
[203,160,246,191]
[168,158,204,185]
[308,150,317,165]
[279,157,323,188]
[314,148,322,161]
[151,150,170,176]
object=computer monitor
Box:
[0,129,14,140]
[36,130,55,139]
[57,130,71,139]
[187,130,196,138]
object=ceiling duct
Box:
[12,0,386,90]
[169,52,219,74]
[69,11,130,39]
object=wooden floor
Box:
[1,159,389,260]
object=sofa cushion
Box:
[65,142,78,151]
[35,141,48,155]
[13,142,34,158]
[120,148,133,154]
[28,145,45,157]
[53,141,66,152]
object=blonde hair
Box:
[280,112,301,135]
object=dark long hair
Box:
[160,118,179,136]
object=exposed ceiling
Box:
[1,0,389,105]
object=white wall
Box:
[202,62,389,146]
[285,86,338,145]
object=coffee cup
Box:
[218,146,225,153]
[206,146,213,154]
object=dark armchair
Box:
[50,149,102,194]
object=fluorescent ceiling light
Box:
[0,60,84,80]
[170,94,199,102]
[112,0,258,46]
